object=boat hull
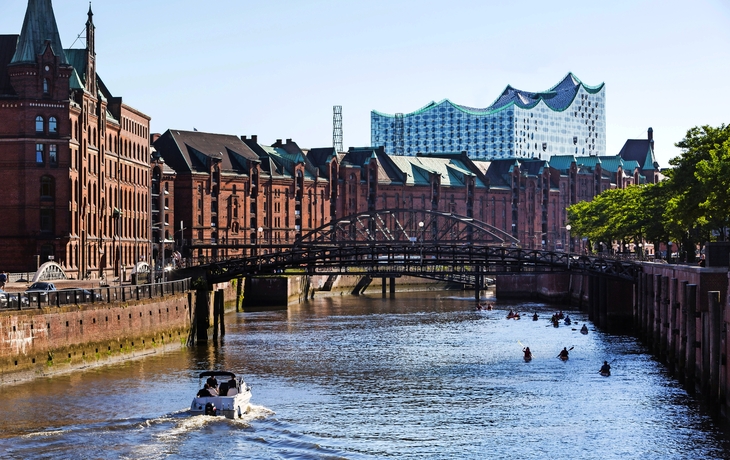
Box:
[190,391,252,419]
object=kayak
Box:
[524,355,532,362]
[600,370,611,377]
[558,355,569,361]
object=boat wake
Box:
[150,404,275,439]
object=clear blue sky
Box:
[2,0,729,167]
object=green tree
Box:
[664,125,730,260]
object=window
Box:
[36,144,44,164]
[40,176,54,199]
[49,145,57,165]
[49,117,57,133]
[40,208,54,233]
[35,116,44,133]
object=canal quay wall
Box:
[0,280,240,385]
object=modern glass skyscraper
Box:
[371,73,605,159]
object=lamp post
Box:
[638,243,643,261]
[418,221,424,264]
[257,226,263,271]
[565,224,571,253]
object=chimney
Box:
[252,135,257,143]
[286,138,292,144]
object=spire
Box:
[10,0,68,65]
[86,2,95,56]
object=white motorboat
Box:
[190,371,252,419]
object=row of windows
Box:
[35,116,58,134]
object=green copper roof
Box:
[10,0,68,65]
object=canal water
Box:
[1,291,729,459]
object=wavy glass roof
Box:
[373,73,604,118]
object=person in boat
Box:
[197,383,216,397]
[508,309,514,317]
[206,375,218,389]
[523,347,532,360]
[580,324,589,334]
[226,377,239,396]
[600,361,611,375]
[532,313,539,320]
[218,380,229,396]
[558,347,569,359]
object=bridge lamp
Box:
[565,225,571,253]
[418,221,424,264]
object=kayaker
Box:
[532,313,539,321]
[558,347,569,359]
[580,324,589,334]
[523,347,532,360]
[600,361,611,375]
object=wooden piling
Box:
[677,280,688,383]
[708,291,722,406]
[686,284,697,393]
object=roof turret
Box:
[10,0,68,65]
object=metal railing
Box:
[0,278,191,311]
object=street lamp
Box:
[257,226,263,271]
[638,243,643,261]
[418,221,424,264]
[565,224,571,253]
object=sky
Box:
[2,0,729,168]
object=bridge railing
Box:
[0,278,191,311]
[189,242,641,283]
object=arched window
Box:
[48,117,57,133]
[35,116,44,133]
[43,78,49,95]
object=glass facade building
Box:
[371,73,605,160]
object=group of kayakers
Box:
[522,345,612,374]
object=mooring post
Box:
[686,284,697,393]
[217,289,226,338]
[659,275,670,363]
[212,289,219,342]
[707,291,721,406]
[382,277,387,297]
[195,289,210,343]
[677,280,688,382]
[235,277,243,312]
[669,277,679,373]
[389,277,396,296]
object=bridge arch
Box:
[296,209,519,246]
[31,262,69,283]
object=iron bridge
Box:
[179,209,642,285]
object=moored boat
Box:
[190,371,252,419]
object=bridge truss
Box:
[193,209,640,285]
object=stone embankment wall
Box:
[0,294,193,384]
[634,263,729,419]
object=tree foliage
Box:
[566,124,730,259]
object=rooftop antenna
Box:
[333,105,343,153]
